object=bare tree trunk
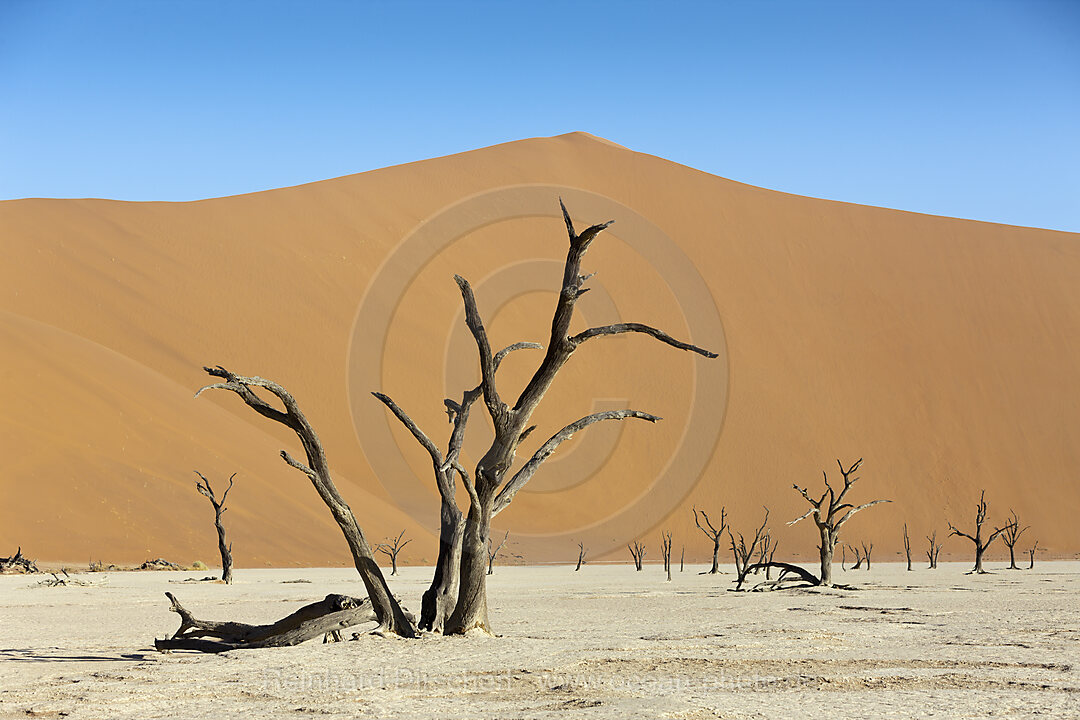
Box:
[949,490,1014,575]
[903,523,912,571]
[194,471,234,584]
[861,541,873,571]
[487,530,509,575]
[926,530,942,569]
[421,509,464,632]
[443,201,717,634]
[197,367,416,637]
[375,530,411,576]
[693,506,727,574]
[660,532,673,582]
[789,459,889,587]
[680,545,685,573]
[998,510,1028,570]
[575,541,587,571]
[447,499,493,634]
[628,541,646,571]
[1028,540,1038,569]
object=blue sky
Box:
[2,1,1078,231]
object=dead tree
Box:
[628,541,646,571]
[445,200,717,634]
[375,530,411,576]
[693,506,727,574]
[155,592,389,652]
[0,547,39,573]
[195,367,416,638]
[841,544,847,571]
[373,341,539,632]
[997,510,1029,570]
[575,541,588,571]
[789,458,890,586]
[680,546,685,573]
[948,489,1014,574]
[194,471,234,584]
[848,544,864,570]
[1028,540,1038,569]
[730,508,770,590]
[903,523,912,571]
[761,534,779,580]
[660,531,673,582]
[926,530,943,568]
[487,530,509,575]
[861,541,873,570]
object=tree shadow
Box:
[0,647,151,663]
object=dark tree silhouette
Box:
[194,471,234,584]
[903,523,912,571]
[693,506,727,574]
[660,531,673,582]
[375,530,411,576]
[444,200,717,634]
[628,541,646,571]
[948,490,1015,574]
[789,459,890,586]
[926,530,943,569]
[997,510,1029,570]
[575,541,588,571]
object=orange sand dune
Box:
[1,132,1077,566]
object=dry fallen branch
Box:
[154,592,390,652]
[1,547,39,574]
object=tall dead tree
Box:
[660,531,673,582]
[680,545,685,573]
[194,471,234,584]
[693,506,727,574]
[948,489,1014,574]
[373,341,539,632]
[375,530,411,576]
[1027,540,1038,569]
[926,530,943,568]
[628,541,646,571]
[445,200,717,634]
[575,541,588,571]
[902,523,912,571]
[997,510,1029,570]
[861,541,873,570]
[195,367,416,637]
[789,458,890,587]
[487,530,509,575]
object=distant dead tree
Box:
[847,543,864,570]
[841,544,848,571]
[194,471,234,584]
[486,530,509,575]
[997,510,1029,570]
[442,200,717,633]
[926,530,943,569]
[628,541,646,571]
[575,541,588,571]
[373,340,539,632]
[861,541,874,570]
[189,367,416,638]
[680,545,685,573]
[1027,540,1038,569]
[948,490,1015,574]
[789,459,890,586]
[730,508,769,590]
[903,523,912,571]
[375,530,411,576]
[693,506,728,574]
[660,531,673,581]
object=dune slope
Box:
[1,132,1077,565]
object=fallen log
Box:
[739,561,820,590]
[154,592,384,652]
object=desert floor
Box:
[1,562,1077,719]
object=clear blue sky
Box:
[2,1,1078,231]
